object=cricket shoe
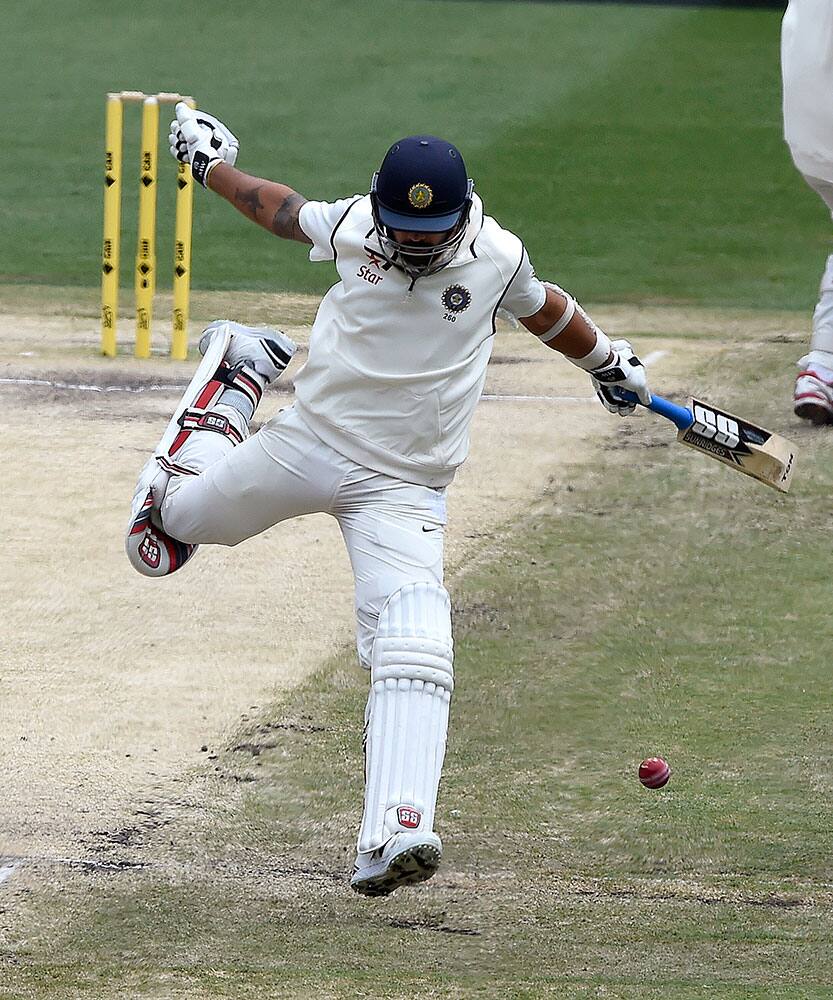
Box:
[794,357,833,425]
[198,320,297,383]
[350,831,443,898]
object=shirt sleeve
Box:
[500,247,547,319]
[298,197,363,262]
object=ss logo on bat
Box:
[691,404,740,449]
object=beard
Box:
[397,242,436,270]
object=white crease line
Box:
[0,856,145,871]
[0,377,594,403]
[481,394,594,402]
[2,350,669,396]
[0,377,188,393]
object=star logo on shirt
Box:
[363,246,393,271]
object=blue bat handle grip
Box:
[617,391,694,431]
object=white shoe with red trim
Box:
[350,830,443,897]
[794,356,833,425]
[198,320,296,383]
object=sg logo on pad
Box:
[397,806,421,829]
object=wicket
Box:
[101,91,195,360]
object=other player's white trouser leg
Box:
[794,176,833,422]
[795,253,833,423]
[799,175,833,361]
[350,583,453,895]
[809,253,833,359]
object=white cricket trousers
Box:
[802,173,833,358]
[160,404,446,665]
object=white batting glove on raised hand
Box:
[589,339,652,416]
[168,102,239,187]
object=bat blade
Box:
[677,397,796,493]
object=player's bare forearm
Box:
[520,286,612,363]
[207,163,312,244]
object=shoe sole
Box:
[795,399,833,425]
[351,842,442,898]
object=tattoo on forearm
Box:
[235,185,265,218]
[271,192,310,242]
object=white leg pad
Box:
[158,324,232,462]
[357,582,454,854]
[156,324,246,474]
[125,325,248,577]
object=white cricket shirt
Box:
[782,0,833,181]
[294,193,546,487]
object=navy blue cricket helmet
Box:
[370,135,474,278]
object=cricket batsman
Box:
[782,0,833,423]
[125,103,652,896]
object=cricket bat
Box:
[618,391,797,493]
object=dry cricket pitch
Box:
[0,287,801,876]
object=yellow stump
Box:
[171,98,195,361]
[101,96,123,357]
[100,91,195,358]
[134,97,159,358]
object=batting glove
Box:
[169,102,239,187]
[590,339,652,416]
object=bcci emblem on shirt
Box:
[442,285,471,313]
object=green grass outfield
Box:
[6,2,833,996]
[5,326,833,998]
[3,0,828,307]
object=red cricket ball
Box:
[639,756,671,789]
